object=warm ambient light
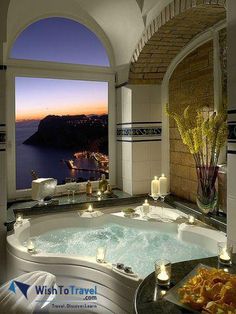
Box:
[96,247,106,263]
[158,264,169,282]
[15,213,23,225]
[218,242,233,266]
[87,205,93,212]
[142,199,150,218]
[27,239,35,253]
[97,190,102,201]
[188,215,195,225]
[155,260,171,286]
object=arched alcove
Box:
[129,0,226,84]
[10,17,110,66]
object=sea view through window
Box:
[15,77,108,190]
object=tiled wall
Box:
[227,0,236,248]
[116,85,162,195]
[169,41,214,202]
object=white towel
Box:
[0,271,56,313]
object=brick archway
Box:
[129,0,226,84]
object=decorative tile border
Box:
[0,125,6,151]
[228,123,236,141]
[117,122,162,143]
[117,127,161,137]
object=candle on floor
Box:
[218,242,232,266]
[151,176,159,197]
[159,174,168,195]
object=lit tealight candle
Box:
[220,247,231,264]
[188,215,195,225]
[218,242,233,266]
[97,190,102,201]
[27,239,35,253]
[16,213,23,225]
[157,264,170,286]
[87,205,93,212]
[96,247,106,263]
[155,259,171,286]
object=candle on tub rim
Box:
[159,174,168,195]
[16,213,23,225]
[87,205,93,212]
[27,238,35,253]
[218,242,233,266]
[96,247,106,263]
[188,215,195,225]
[97,190,102,201]
[142,199,150,217]
[151,176,159,197]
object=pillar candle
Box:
[159,174,168,195]
[142,199,150,215]
[151,176,159,197]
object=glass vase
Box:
[196,166,219,214]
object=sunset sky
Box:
[11,17,109,66]
[15,77,108,121]
[12,17,109,121]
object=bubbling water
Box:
[33,223,214,277]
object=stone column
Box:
[116,85,162,195]
[227,0,236,248]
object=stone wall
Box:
[169,41,214,202]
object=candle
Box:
[16,213,23,225]
[142,199,150,217]
[96,247,106,263]
[87,205,93,212]
[218,242,233,266]
[155,259,171,286]
[157,264,170,286]
[220,248,231,263]
[159,174,168,195]
[151,176,159,197]
[188,215,195,224]
[27,239,35,253]
[97,190,102,201]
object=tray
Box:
[164,263,213,313]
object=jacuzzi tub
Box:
[7,209,226,313]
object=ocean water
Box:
[16,121,102,189]
[33,223,214,278]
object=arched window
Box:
[7,17,115,197]
[11,17,110,66]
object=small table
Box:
[134,255,236,314]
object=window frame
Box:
[6,59,116,201]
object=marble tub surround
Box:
[6,194,225,233]
[166,195,226,233]
[135,255,236,314]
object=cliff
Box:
[23,114,108,153]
